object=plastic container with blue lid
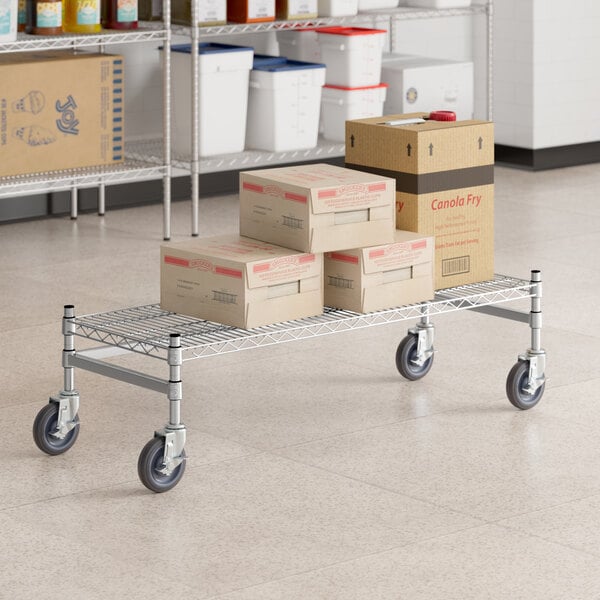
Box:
[253,58,326,72]
[252,54,286,69]
[171,42,254,55]
[246,59,326,152]
[171,42,254,157]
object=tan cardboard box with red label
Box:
[324,229,434,313]
[0,51,124,178]
[345,112,494,289]
[160,234,323,329]
[239,163,396,254]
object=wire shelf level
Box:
[72,274,534,362]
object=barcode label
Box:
[213,290,237,304]
[442,255,470,277]
[328,276,354,289]
[282,216,304,229]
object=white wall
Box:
[492,0,534,147]
[531,0,600,148]
[494,0,600,149]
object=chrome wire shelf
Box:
[172,138,346,173]
[72,274,534,362]
[0,140,166,198]
[0,23,167,53]
[365,5,487,19]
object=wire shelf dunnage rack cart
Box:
[32,270,546,493]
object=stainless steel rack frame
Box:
[32,270,547,493]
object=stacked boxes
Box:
[324,229,434,313]
[238,163,395,252]
[345,111,494,289]
[160,235,323,329]
[162,163,436,328]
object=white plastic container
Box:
[317,0,357,17]
[320,83,387,142]
[358,0,398,9]
[405,0,471,7]
[381,54,474,120]
[171,43,254,158]
[0,0,18,42]
[276,29,320,63]
[316,27,386,87]
[247,59,326,152]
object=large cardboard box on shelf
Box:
[324,229,434,313]
[345,112,494,289]
[160,234,324,329]
[0,51,124,178]
[239,163,396,254]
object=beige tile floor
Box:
[1,164,600,598]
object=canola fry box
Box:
[239,163,396,254]
[345,112,494,289]
[0,51,124,178]
[324,230,434,313]
[160,235,324,329]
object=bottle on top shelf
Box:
[102,0,137,30]
[17,0,25,31]
[63,0,101,32]
[0,0,18,41]
[25,0,62,35]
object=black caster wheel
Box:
[395,334,434,381]
[138,437,186,493]
[506,360,545,410]
[33,402,80,455]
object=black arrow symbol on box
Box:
[478,137,483,149]
[429,143,434,156]
[350,134,355,148]
[407,143,412,157]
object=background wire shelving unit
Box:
[0,15,173,236]
[178,1,493,236]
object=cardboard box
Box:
[239,163,396,253]
[345,112,494,288]
[0,51,124,178]
[160,235,323,329]
[324,230,434,313]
